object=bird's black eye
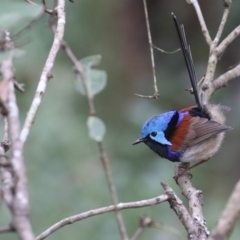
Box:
[151,131,157,137]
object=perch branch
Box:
[175,163,209,239]
[20,0,66,145]
[208,179,240,240]
[161,182,198,238]
[36,194,168,240]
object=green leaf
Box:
[0,49,25,63]
[81,55,102,68]
[0,0,42,32]
[75,55,107,97]
[87,116,106,142]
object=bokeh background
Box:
[1,0,240,240]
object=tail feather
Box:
[172,13,202,110]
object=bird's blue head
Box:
[133,111,176,146]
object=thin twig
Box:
[0,225,14,234]
[59,39,96,115]
[97,142,128,240]
[216,25,240,57]
[25,0,38,7]
[213,0,232,47]
[59,36,127,239]
[20,0,66,145]
[42,0,57,15]
[152,44,180,54]
[152,222,184,240]
[36,194,168,240]
[130,227,144,240]
[208,179,240,240]
[130,217,153,240]
[13,80,25,93]
[11,11,44,40]
[186,0,212,46]
[142,0,159,99]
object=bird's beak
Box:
[132,138,145,145]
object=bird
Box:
[132,13,232,175]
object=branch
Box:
[213,63,240,90]
[186,0,212,46]
[36,194,168,240]
[20,0,66,145]
[0,117,12,209]
[59,39,96,115]
[213,0,232,46]
[216,25,240,57]
[1,58,34,239]
[175,163,209,239]
[130,217,153,240]
[208,179,240,240]
[161,182,197,238]
[142,0,159,99]
[59,37,128,239]
[0,225,14,234]
[97,142,128,239]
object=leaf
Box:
[0,0,42,32]
[81,55,102,68]
[87,116,106,142]
[0,49,25,64]
[75,55,107,97]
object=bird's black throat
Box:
[143,138,180,162]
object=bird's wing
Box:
[188,117,231,147]
[170,116,231,152]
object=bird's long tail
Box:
[172,13,203,110]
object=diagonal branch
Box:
[208,179,240,240]
[213,63,240,90]
[175,163,209,239]
[213,0,232,46]
[20,0,66,145]
[36,194,168,240]
[186,0,212,46]
[60,37,128,240]
[161,182,197,238]
[216,25,240,57]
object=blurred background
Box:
[0,0,240,239]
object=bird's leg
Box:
[174,159,209,181]
[186,159,209,172]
